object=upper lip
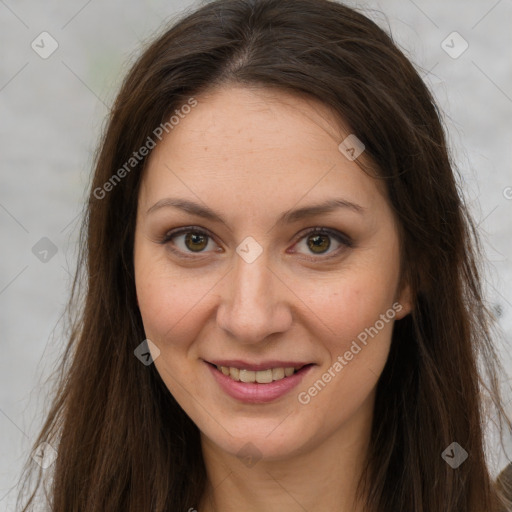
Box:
[205,359,313,371]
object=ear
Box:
[393,282,413,320]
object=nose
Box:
[215,249,293,345]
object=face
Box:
[134,85,411,462]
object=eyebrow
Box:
[146,197,365,224]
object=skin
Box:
[133,85,412,512]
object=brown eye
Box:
[306,233,331,254]
[292,227,352,260]
[162,227,219,258]
[184,232,209,252]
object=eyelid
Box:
[161,225,215,244]
[293,226,353,247]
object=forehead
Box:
[139,85,388,219]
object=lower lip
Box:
[206,362,314,404]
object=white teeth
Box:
[239,369,255,383]
[216,365,302,383]
[256,369,273,384]
[272,367,285,380]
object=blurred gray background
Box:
[1,0,511,509]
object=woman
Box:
[17,0,512,510]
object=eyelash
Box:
[160,226,353,261]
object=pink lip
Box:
[205,361,314,404]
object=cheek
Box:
[290,258,400,395]
[135,248,190,342]
[296,268,399,341]
[134,246,227,355]
[294,277,397,429]
[134,256,213,399]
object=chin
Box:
[200,417,315,463]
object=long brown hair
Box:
[16,0,512,510]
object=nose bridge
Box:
[216,245,291,343]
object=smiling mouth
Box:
[207,363,312,384]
